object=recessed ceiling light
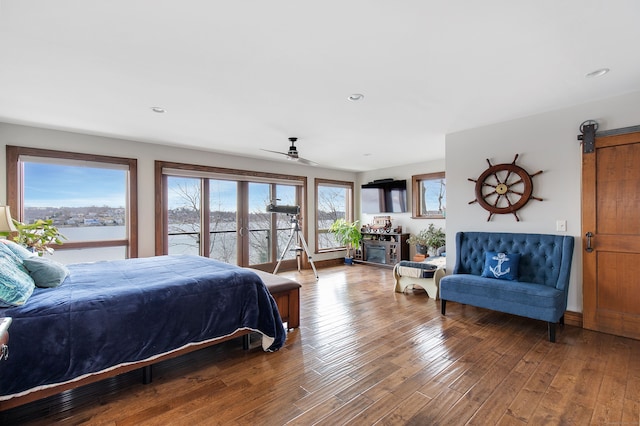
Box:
[585,68,610,78]
[348,94,364,101]
[150,106,166,113]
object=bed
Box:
[0,252,286,410]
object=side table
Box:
[393,257,446,300]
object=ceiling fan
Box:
[262,137,318,166]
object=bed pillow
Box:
[23,257,70,288]
[481,252,520,281]
[0,239,36,261]
[0,241,26,267]
[0,255,36,307]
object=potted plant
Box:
[407,224,445,257]
[11,218,66,256]
[328,218,362,265]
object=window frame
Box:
[315,178,354,253]
[155,160,307,270]
[411,171,446,219]
[6,145,138,257]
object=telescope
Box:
[266,203,300,215]
[268,202,318,279]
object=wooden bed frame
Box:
[0,271,301,411]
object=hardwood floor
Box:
[2,264,639,425]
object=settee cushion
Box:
[481,252,519,281]
[442,274,563,308]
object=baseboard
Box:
[312,258,346,268]
[564,310,583,327]
[275,257,344,272]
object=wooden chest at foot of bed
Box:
[248,269,301,329]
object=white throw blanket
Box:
[397,266,424,278]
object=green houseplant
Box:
[407,224,445,256]
[11,219,66,256]
[328,219,362,264]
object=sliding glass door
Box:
[242,182,300,267]
[167,176,202,256]
[166,176,241,264]
[209,179,238,263]
[246,182,272,265]
[159,162,305,270]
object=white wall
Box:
[357,157,446,258]
[445,90,640,313]
[0,123,356,260]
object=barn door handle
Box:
[585,232,594,252]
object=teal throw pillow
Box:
[0,242,30,276]
[0,239,36,261]
[481,252,520,281]
[23,257,70,288]
[0,242,26,267]
[0,255,36,307]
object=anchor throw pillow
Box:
[481,252,520,281]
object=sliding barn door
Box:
[582,130,640,340]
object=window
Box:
[412,172,446,218]
[156,161,306,270]
[6,146,138,263]
[315,178,354,252]
[166,176,204,257]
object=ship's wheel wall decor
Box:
[468,154,543,221]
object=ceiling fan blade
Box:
[260,148,290,157]
[296,157,319,166]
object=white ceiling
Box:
[1,1,639,172]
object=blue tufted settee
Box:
[440,231,574,342]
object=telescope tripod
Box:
[273,215,319,279]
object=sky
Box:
[24,162,126,208]
[23,162,363,216]
[23,161,300,213]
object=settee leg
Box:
[441,299,446,315]
[142,365,152,384]
[547,322,556,343]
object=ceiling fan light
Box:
[348,93,364,101]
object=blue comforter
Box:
[0,255,286,399]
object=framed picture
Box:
[411,172,446,218]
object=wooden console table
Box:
[356,232,409,268]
